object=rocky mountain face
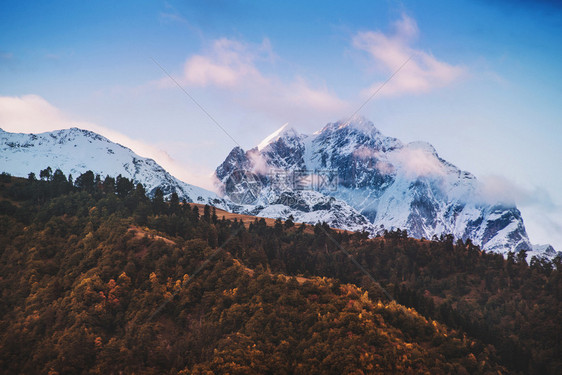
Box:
[216,116,553,257]
[0,127,229,209]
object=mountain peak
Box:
[406,141,437,155]
[257,123,300,151]
[67,127,94,135]
[215,116,547,258]
[317,115,380,137]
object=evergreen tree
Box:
[115,175,134,197]
[152,188,165,214]
[75,170,95,192]
[39,166,52,181]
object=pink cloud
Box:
[0,94,217,191]
[176,37,349,121]
[353,146,379,160]
[353,14,466,97]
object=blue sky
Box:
[1,0,561,250]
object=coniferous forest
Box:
[0,170,561,374]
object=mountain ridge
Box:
[0,127,230,210]
[216,116,556,258]
[0,124,555,258]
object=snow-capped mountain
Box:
[1,125,554,258]
[0,127,229,209]
[216,116,556,257]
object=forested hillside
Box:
[0,171,560,374]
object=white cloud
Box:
[247,149,270,175]
[477,175,520,206]
[164,37,349,127]
[375,160,396,176]
[388,147,446,178]
[0,95,64,132]
[0,94,217,191]
[353,14,466,97]
[353,146,379,160]
[352,144,444,178]
[183,38,270,88]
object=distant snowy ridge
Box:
[216,116,558,259]
[0,127,230,209]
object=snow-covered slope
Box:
[529,244,559,260]
[216,116,556,258]
[0,127,229,209]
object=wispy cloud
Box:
[159,11,188,24]
[157,37,349,127]
[158,2,205,40]
[477,174,562,249]
[478,174,561,210]
[182,38,272,88]
[391,148,445,178]
[0,94,216,191]
[247,149,271,175]
[524,206,562,250]
[352,142,447,178]
[152,15,464,132]
[159,1,188,24]
[353,146,379,160]
[353,14,466,97]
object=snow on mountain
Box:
[0,127,229,209]
[257,122,291,151]
[216,116,556,258]
[1,124,554,259]
[529,244,561,260]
